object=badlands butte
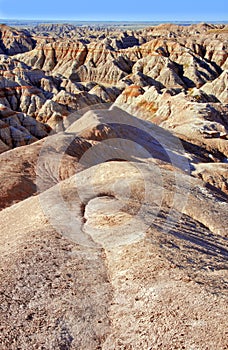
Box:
[0,21,228,349]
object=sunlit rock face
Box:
[0,22,227,350]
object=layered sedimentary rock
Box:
[0,22,228,349]
[201,70,228,103]
[0,132,92,209]
[0,22,227,136]
[0,104,49,152]
[0,24,35,54]
[0,107,228,349]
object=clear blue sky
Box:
[0,0,227,21]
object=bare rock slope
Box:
[0,22,228,349]
[0,107,228,349]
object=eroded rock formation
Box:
[0,22,227,350]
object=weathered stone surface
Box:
[192,162,228,195]
[0,157,227,349]
[0,104,49,151]
[0,132,92,209]
[0,22,228,350]
[114,88,228,163]
[201,70,228,103]
[0,24,35,55]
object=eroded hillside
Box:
[0,22,227,350]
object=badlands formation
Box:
[0,22,228,349]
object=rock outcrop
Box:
[201,70,228,103]
[0,116,227,348]
[0,104,49,152]
[0,24,35,54]
[0,22,227,350]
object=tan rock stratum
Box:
[0,22,227,349]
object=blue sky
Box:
[0,0,227,21]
